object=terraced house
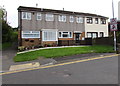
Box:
[18,6,108,47]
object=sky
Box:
[0,0,120,28]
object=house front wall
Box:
[20,11,85,32]
[18,7,109,47]
[84,17,108,38]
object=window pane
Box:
[95,18,99,24]
[69,32,72,37]
[46,14,54,21]
[70,16,74,22]
[63,34,68,37]
[59,32,62,37]
[76,17,83,23]
[87,33,92,38]
[22,12,26,19]
[22,31,40,38]
[37,13,42,20]
[92,33,97,38]
[59,15,66,22]
[100,32,104,37]
[27,13,31,20]
[43,31,57,41]
[86,17,93,24]
[101,18,106,24]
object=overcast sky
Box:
[0,0,120,28]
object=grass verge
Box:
[14,45,114,62]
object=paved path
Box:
[2,42,17,71]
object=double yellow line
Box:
[0,54,119,75]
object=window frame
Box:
[101,18,106,24]
[59,15,66,22]
[95,18,99,24]
[45,13,54,21]
[22,31,40,38]
[22,12,31,20]
[87,32,98,38]
[69,16,74,23]
[59,31,72,38]
[86,17,93,24]
[76,17,84,23]
[42,29,58,41]
[100,32,104,37]
[37,13,42,20]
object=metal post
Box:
[112,0,117,51]
[114,31,116,51]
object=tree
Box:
[1,7,14,43]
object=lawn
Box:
[14,45,114,62]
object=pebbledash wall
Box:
[18,6,109,47]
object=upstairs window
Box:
[86,17,93,24]
[101,18,106,24]
[22,31,40,38]
[37,13,42,20]
[59,15,66,22]
[69,16,74,22]
[45,14,54,21]
[22,12,31,20]
[95,18,99,24]
[76,17,83,23]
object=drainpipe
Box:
[19,10,22,46]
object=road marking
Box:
[9,62,40,71]
[0,54,119,75]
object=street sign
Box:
[110,18,117,31]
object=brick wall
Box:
[22,38,41,47]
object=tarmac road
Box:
[2,55,118,84]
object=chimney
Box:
[63,8,64,11]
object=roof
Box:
[18,6,109,19]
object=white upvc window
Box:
[42,30,57,41]
[59,15,66,22]
[87,33,92,38]
[22,12,31,20]
[37,13,42,20]
[76,17,83,23]
[45,14,54,21]
[59,31,72,38]
[70,16,74,22]
[101,18,106,24]
[87,32,98,38]
[86,17,93,24]
[92,33,97,38]
[22,31,40,38]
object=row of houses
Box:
[18,6,109,47]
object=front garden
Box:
[14,45,114,62]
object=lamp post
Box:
[112,0,117,51]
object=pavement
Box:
[1,42,118,72]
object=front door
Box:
[75,33,80,43]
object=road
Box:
[2,55,118,84]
